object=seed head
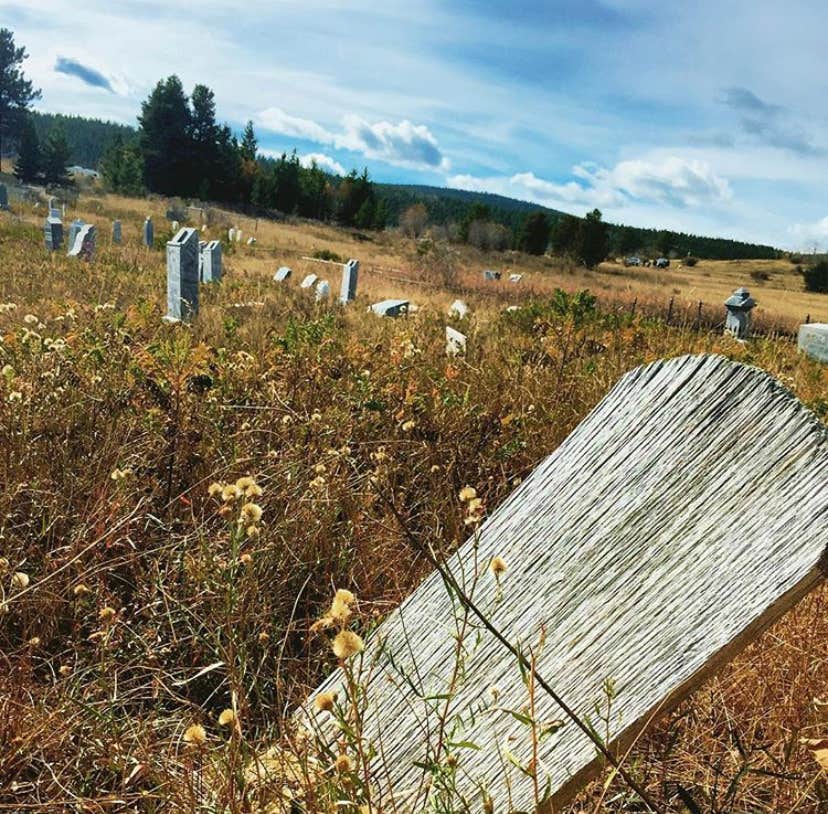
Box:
[221,484,241,502]
[459,486,477,502]
[334,753,353,773]
[11,571,29,590]
[207,482,223,497]
[218,708,236,727]
[183,724,207,747]
[332,630,364,660]
[73,583,91,597]
[98,606,117,624]
[239,502,263,524]
[489,556,507,578]
[314,691,337,712]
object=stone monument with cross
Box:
[165,227,200,322]
[304,354,828,813]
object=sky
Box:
[4,0,828,249]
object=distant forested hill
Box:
[23,109,779,259]
[375,183,780,260]
[30,111,135,168]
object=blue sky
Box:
[5,0,828,249]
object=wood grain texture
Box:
[304,354,828,812]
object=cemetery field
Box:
[1,194,828,812]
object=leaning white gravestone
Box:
[315,279,330,302]
[274,266,292,282]
[445,325,467,356]
[370,299,409,317]
[68,224,96,260]
[305,354,828,812]
[300,273,318,289]
[798,323,828,363]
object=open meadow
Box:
[1,191,827,812]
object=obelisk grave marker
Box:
[305,354,828,813]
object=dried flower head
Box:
[314,691,337,713]
[235,476,256,492]
[208,482,223,497]
[329,597,352,625]
[239,502,263,524]
[98,606,117,624]
[245,483,263,497]
[0,557,8,573]
[221,484,241,502]
[257,631,270,644]
[459,485,477,502]
[332,630,364,660]
[59,664,72,677]
[218,708,236,727]
[334,589,355,606]
[334,753,353,773]
[183,724,208,747]
[489,556,507,578]
[73,583,91,597]
[11,571,29,590]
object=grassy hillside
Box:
[0,189,826,811]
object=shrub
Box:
[750,270,770,282]
[804,260,828,293]
[789,254,804,264]
[313,249,343,262]
[683,256,699,267]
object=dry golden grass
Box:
[0,189,826,812]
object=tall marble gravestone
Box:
[143,217,154,248]
[68,224,96,260]
[798,323,828,363]
[112,220,122,244]
[200,240,222,283]
[305,354,828,813]
[339,259,359,303]
[165,228,200,322]
[44,216,63,252]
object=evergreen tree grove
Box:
[13,112,39,182]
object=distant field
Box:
[4,183,827,328]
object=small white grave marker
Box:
[274,266,292,282]
[300,273,318,289]
[445,325,467,356]
[315,279,330,302]
[449,299,469,319]
[370,299,409,317]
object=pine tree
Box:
[576,209,609,268]
[13,112,39,182]
[518,211,550,255]
[138,76,192,195]
[550,214,580,256]
[41,126,71,186]
[189,84,219,197]
[240,120,257,161]
[0,29,41,158]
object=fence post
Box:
[695,300,703,330]
[666,296,674,325]
[805,314,810,324]
[630,297,637,317]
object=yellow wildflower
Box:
[332,630,364,660]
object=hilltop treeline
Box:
[18,90,778,259]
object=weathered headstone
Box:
[340,259,359,303]
[165,227,199,323]
[483,269,501,281]
[48,198,61,219]
[112,220,122,244]
[44,216,63,252]
[171,220,179,233]
[67,219,85,253]
[370,299,409,317]
[0,184,8,210]
[724,287,756,339]
[300,273,318,289]
[228,227,236,243]
[68,224,96,261]
[200,240,222,283]
[449,299,469,319]
[274,266,292,282]
[798,323,828,363]
[235,229,242,243]
[143,217,154,248]
[247,236,256,246]
[509,273,522,283]
[305,354,828,813]
[315,279,330,302]
[445,325,467,356]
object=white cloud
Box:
[448,156,732,213]
[336,115,449,170]
[299,152,346,176]
[789,216,828,249]
[257,107,334,144]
